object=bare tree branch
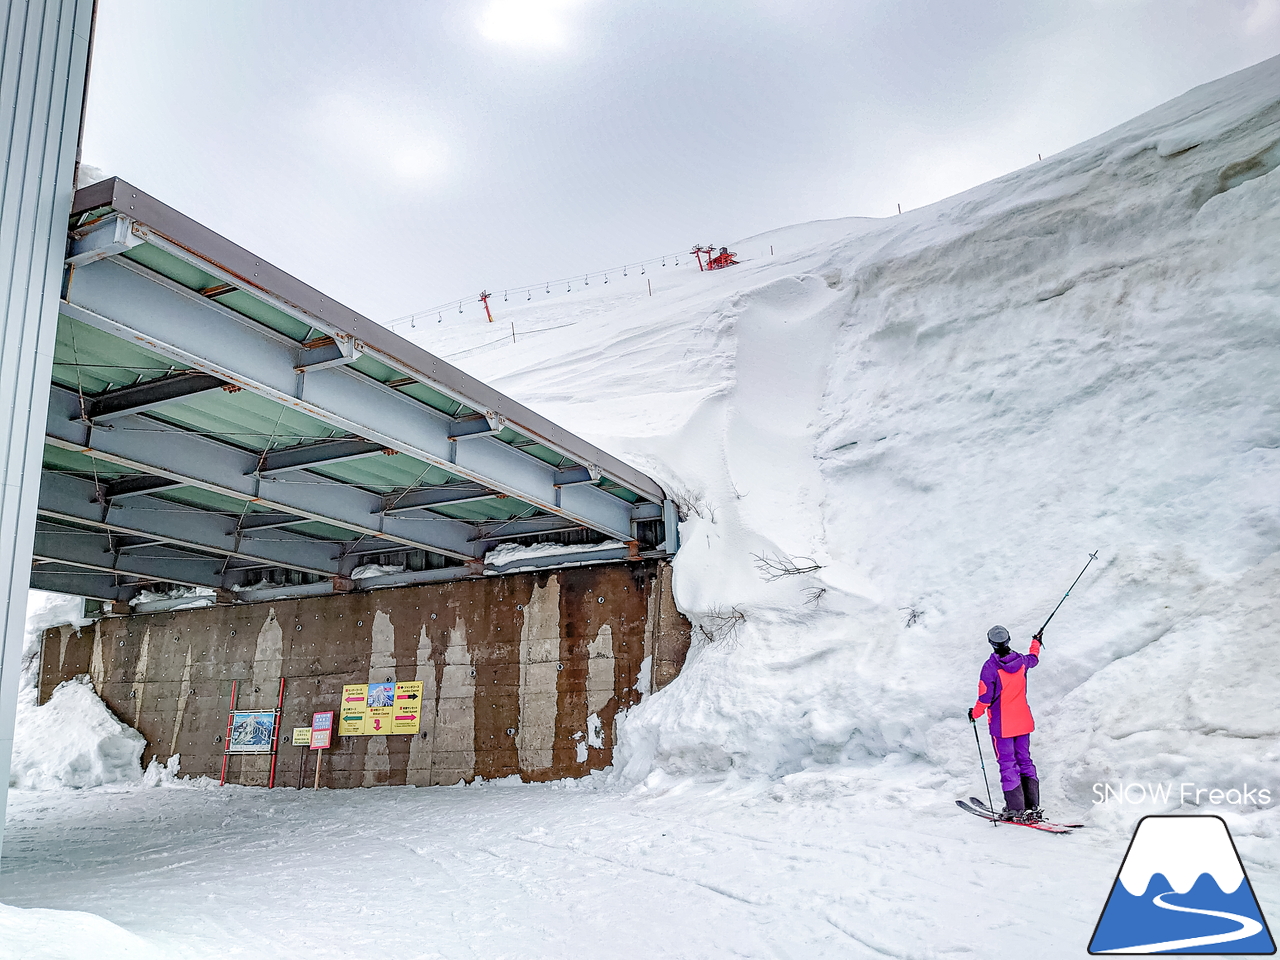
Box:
[752,552,823,581]
[698,604,746,646]
[670,488,713,522]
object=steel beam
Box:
[33,523,226,589]
[554,465,601,487]
[39,470,341,576]
[129,594,217,614]
[87,371,226,422]
[61,258,637,542]
[227,580,338,604]
[199,282,237,299]
[473,518,587,542]
[66,212,143,266]
[295,334,361,374]
[257,438,390,477]
[662,498,680,554]
[448,412,504,440]
[632,502,663,521]
[382,483,497,516]
[102,475,183,500]
[115,538,167,552]
[69,180,667,505]
[353,565,476,590]
[29,568,129,601]
[236,511,305,531]
[486,544,633,573]
[47,385,486,560]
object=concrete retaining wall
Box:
[38,560,689,788]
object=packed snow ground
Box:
[7,55,1280,958]
[5,775,1276,960]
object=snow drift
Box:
[10,676,147,791]
[412,55,1280,818]
[10,592,151,790]
[0,901,167,960]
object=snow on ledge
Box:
[484,539,629,574]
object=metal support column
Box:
[0,0,94,862]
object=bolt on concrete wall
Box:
[39,561,689,788]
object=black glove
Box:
[967,707,975,722]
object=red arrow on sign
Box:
[373,718,382,730]
[344,695,363,702]
[395,714,418,722]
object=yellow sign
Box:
[392,681,425,734]
[292,727,312,746]
[364,706,392,735]
[339,683,368,735]
[335,681,424,736]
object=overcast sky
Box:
[81,1,1279,323]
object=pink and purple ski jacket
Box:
[971,638,1041,738]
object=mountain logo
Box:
[1089,815,1275,954]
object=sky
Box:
[79,0,1280,324]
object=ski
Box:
[955,800,1074,833]
[968,797,1085,828]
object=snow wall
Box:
[419,55,1280,816]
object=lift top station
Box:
[40,178,679,609]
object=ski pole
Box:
[971,717,997,827]
[1034,550,1099,645]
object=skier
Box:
[968,625,1043,821]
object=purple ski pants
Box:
[991,733,1036,792]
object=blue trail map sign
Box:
[227,710,278,753]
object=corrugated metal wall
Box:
[0,0,93,853]
[40,561,690,787]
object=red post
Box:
[479,290,494,322]
[692,246,705,271]
[219,679,237,785]
[267,677,285,789]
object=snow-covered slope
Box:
[408,55,1280,821]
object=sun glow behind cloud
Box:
[477,0,588,50]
